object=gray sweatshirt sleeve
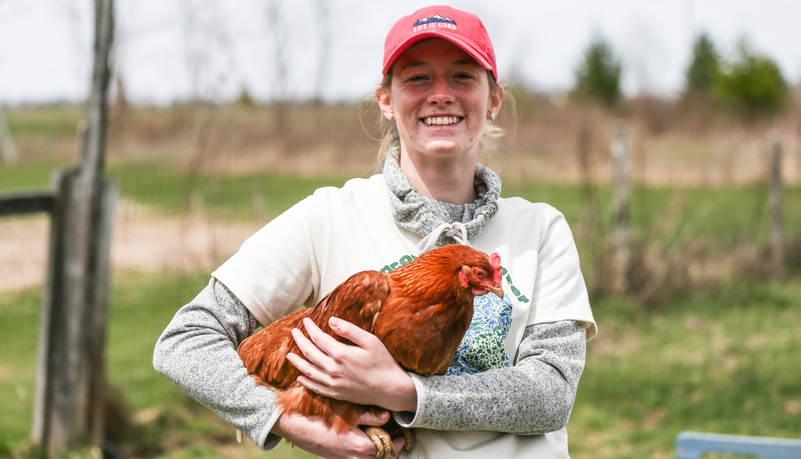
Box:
[153,278,283,450]
[395,320,587,435]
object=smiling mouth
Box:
[423,116,462,126]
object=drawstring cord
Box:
[416,221,471,255]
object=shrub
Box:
[714,38,788,117]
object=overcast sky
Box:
[1,0,799,105]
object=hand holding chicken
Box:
[287,317,418,412]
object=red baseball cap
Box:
[382,5,498,82]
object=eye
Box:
[406,74,429,84]
[475,270,484,278]
[453,70,479,84]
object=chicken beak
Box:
[488,284,504,299]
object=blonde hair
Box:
[371,70,508,167]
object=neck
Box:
[399,151,477,205]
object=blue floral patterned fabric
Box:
[447,292,513,375]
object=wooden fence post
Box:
[31,0,115,456]
[769,131,784,276]
[33,170,117,456]
[611,120,630,294]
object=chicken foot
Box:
[399,427,414,452]
[364,426,395,458]
[363,426,414,458]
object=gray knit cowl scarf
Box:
[382,148,502,254]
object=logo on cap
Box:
[413,14,457,32]
[413,14,457,27]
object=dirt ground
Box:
[0,201,262,293]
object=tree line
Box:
[572,33,790,118]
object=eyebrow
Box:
[399,59,479,71]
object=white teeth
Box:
[424,117,460,126]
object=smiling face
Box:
[377,38,503,163]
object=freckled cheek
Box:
[392,87,424,119]
[395,119,422,147]
[396,115,421,141]
[466,94,489,116]
[395,107,422,131]
[466,117,486,142]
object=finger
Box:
[302,318,349,356]
[294,373,336,398]
[393,435,407,456]
[291,327,335,369]
[328,316,381,349]
[357,409,390,426]
[286,352,325,382]
[286,351,338,396]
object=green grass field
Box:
[571,280,801,458]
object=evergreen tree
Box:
[684,33,720,97]
[572,38,623,107]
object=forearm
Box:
[153,278,283,449]
[396,320,587,435]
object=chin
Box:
[423,140,463,155]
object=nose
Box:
[426,78,454,105]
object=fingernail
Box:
[329,317,340,328]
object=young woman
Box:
[154,5,596,458]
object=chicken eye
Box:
[475,270,484,278]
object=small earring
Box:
[490,112,496,120]
[385,112,394,121]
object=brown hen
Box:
[238,244,503,457]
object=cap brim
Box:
[382,32,496,81]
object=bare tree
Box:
[178,0,234,103]
[108,0,136,114]
[623,21,668,96]
[179,0,205,102]
[263,0,289,134]
[313,0,332,102]
[54,0,91,98]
